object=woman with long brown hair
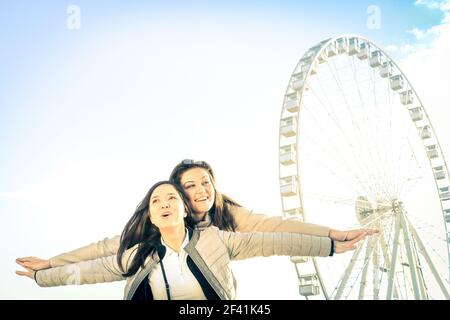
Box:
[16,159,377,272]
[16,180,367,300]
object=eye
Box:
[169,196,177,200]
[185,184,194,189]
[203,181,210,185]
[151,199,158,204]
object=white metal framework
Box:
[278,35,450,300]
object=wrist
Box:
[329,229,339,240]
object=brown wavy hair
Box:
[169,159,240,232]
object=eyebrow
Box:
[183,176,210,184]
[151,192,177,200]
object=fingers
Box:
[15,270,33,278]
[348,232,366,246]
[16,260,31,269]
[365,228,379,235]
[16,257,37,263]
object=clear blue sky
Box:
[0,1,445,190]
[1,0,448,299]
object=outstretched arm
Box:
[16,247,137,287]
[230,205,331,236]
[34,255,125,287]
[16,235,121,271]
[230,205,378,240]
[212,228,368,260]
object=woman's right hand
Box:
[334,232,368,254]
[16,256,51,271]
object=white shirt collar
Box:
[160,228,189,254]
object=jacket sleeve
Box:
[36,247,137,287]
[230,205,331,237]
[49,235,121,268]
[216,229,332,260]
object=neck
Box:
[192,211,207,222]
[160,224,186,252]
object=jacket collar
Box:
[184,226,200,253]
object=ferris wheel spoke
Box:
[391,123,421,197]
[342,65,390,200]
[325,60,382,186]
[386,85,398,195]
[405,216,450,298]
[348,57,378,147]
[301,101,357,171]
[303,192,356,205]
[302,134,371,194]
[346,57,384,171]
[299,101,373,194]
[391,143,416,197]
[399,213,424,299]
[397,151,424,199]
[299,112,374,197]
[347,56,396,200]
[372,237,381,299]
[306,85,378,197]
[333,241,365,299]
[386,211,402,300]
[370,68,396,199]
[379,226,400,299]
[358,235,376,299]
[366,64,392,200]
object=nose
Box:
[160,201,170,209]
[195,184,207,195]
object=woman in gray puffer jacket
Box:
[17,181,366,300]
[16,159,377,274]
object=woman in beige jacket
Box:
[16,159,377,271]
[17,181,366,300]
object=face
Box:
[148,184,187,230]
[179,167,215,215]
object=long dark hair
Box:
[117,180,193,277]
[169,159,240,231]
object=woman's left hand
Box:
[329,228,378,242]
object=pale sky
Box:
[1,0,449,299]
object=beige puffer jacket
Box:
[37,226,332,299]
[49,205,330,267]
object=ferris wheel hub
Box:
[355,196,400,225]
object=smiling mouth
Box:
[195,197,208,202]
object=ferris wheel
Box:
[278,34,450,300]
